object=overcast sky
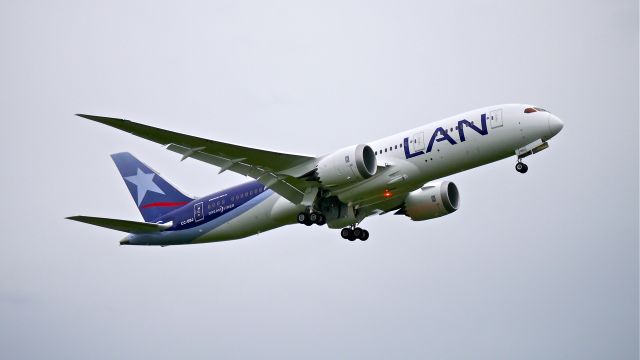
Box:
[0,1,637,359]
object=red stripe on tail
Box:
[142,201,189,209]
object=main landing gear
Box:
[515,161,529,174]
[297,211,326,226]
[340,226,369,241]
[297,210,370,241]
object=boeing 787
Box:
[67,104,563,245]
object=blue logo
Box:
[404,113,488,159]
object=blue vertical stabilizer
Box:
[110,152,193,222]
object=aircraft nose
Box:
[548,114,564,139]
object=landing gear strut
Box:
[515,161,528,174]
[340,226,370,241]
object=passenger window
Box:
[399,143,402,148]
[394,145,397,149]
[385,148,387,152]
[375,151,377,155]
[244,192,248,197]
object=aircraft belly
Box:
[196,195,301,242]
[336,160,422,203]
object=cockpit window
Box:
[524,107,549,113]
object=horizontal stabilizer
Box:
[66,215,173,233]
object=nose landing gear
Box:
[515,161,528,174]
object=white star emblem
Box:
[124,168,165,206]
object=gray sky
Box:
[0,1,637,359]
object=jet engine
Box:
[316,144,377,186]
[396,181,460,221]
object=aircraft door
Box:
[194,202,204,222]
[410,132,425,153]
[489,109,503,129]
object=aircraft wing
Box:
[77,114,318,204]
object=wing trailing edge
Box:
[76,113,319,205]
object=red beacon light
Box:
[383,189,393,198]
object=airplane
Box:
[67,104,564,245]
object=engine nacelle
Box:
[399,181,460,221]
[316,144,377,186]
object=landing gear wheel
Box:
[341,227,368,241]
[515,162,528,174]
[299,211,326,226]
[309,212,319,223]
[296,212,307,224]
[341,228,355,241]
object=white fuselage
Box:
[127,104,563,244]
